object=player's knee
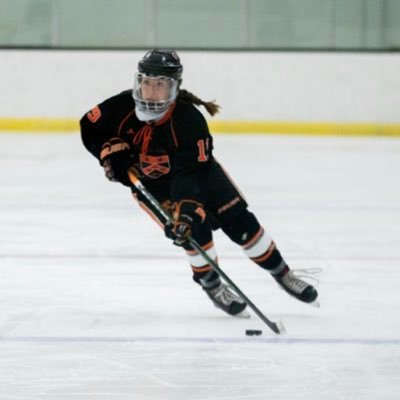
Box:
[220,210,261,245]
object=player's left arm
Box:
[168,112,212,244]
[170,112,213,202]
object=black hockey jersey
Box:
[80,90,214,203]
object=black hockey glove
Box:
[100,138,133,186]
[165,200,206,246]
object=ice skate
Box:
[204,282,249,317]
[273,268,319,307]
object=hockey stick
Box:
[127,169,285,335]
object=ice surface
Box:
[0,132,399,399]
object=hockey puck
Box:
[245,329,262,336]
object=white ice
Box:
[0,132,399,399]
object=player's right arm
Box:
[80,103,114,162]
[80,99,134,186]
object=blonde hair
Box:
[178,89,220,116]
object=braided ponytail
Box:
[177,89,220,116]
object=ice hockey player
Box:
[80,49,318,317]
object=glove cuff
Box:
[100,137,130,163]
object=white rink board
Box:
[0,132,400,399]
[1,50,400,122]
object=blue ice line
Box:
[0,336,399,345]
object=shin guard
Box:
[221,210,287,274]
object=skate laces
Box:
[290,268,322,287]
[209,283,240,306]
[281,268,321,294]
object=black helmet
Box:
[133,49,183,120]
[138,49,183,81]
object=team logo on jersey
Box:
[140,154,170,179]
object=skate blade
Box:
[309,299,320,308]
[234,309,251,318]
[278,286,320,308]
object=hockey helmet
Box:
[133,49,183,119]
[138,49,183,80]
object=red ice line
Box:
[0,253,399,262]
